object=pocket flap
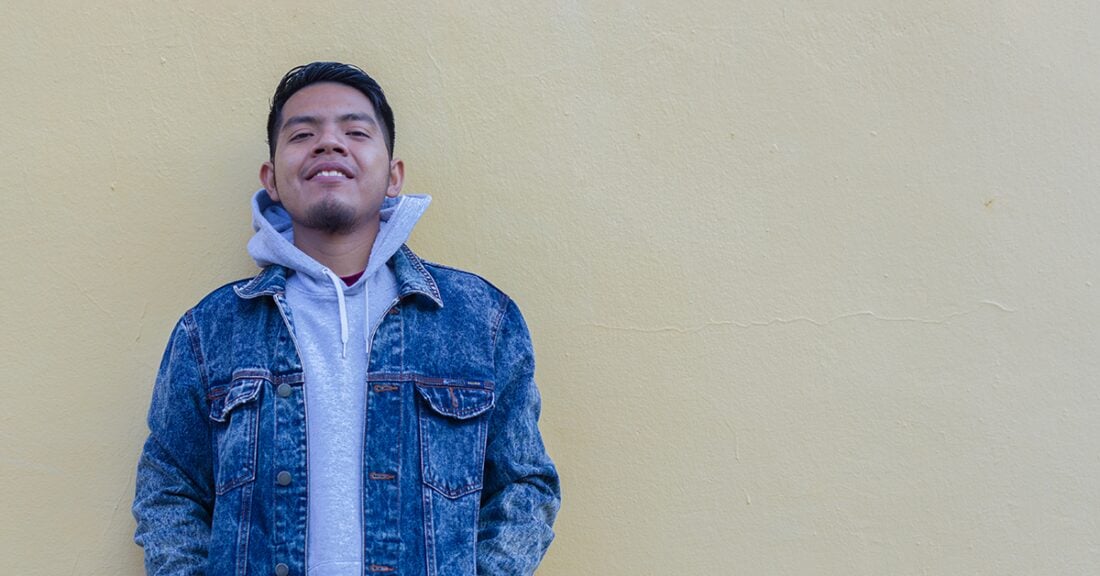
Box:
[209,377,265,422]
[415,383,494,420]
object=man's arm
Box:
[477,298,561,575]
[132,314,215,575]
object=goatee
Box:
[304,197,359,235]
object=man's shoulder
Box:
[413,257,531,349]
[183,267,284,319]
[418,258,514,308]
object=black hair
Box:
[266,62,395,158]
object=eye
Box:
[288,132,312,142]
[348,130,370,138]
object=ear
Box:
[260,161,279,201]
[386,157,405,198]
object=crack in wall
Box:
[583,300,1018,334]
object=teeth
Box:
[317,170,348,178]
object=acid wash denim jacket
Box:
[133,246,560,576]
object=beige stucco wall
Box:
[3,1,1098,574]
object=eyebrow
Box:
[281,113,379,133]
[338,113,378,126]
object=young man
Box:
[133,62,560,576]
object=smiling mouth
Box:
[307,165,355,180]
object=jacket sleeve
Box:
[132,313,215,576]
[477,298,561,575]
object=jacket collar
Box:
[234,244,444,308]
[391,245,444,307]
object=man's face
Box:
[260,82,403,236]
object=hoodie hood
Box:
[247,189,431,282]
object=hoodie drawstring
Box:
[321,268,350,359]
[363,288,371,354]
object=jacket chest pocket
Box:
[415,381,495,498]
[208,374,264,495]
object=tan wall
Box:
[3,1,1099,574]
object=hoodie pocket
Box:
[208,371,265,495]
[415,380,495,498]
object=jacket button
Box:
[276,383,292,397]
[275,563,289,576]
[276,471,292,486]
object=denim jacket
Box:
[133,246,560,576]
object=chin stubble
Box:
[304,197,359,235]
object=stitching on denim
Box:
[425,480,482,499]
[361,357,373,572]
[230,368,273,382]
[468,486,479,574]
[273,293,304,377]
[213,397,259,495]
[416,386,495,419]
[209,373,263,494]
[233,273,265,297]
[301,373,311,572]
[399,245,443,304]
[206,378,264,413]
[489,294,511,352]
[396,377,405,544]
[368,374,496,391]
[417,390,488,498]
[182,310,209,391]
[236,481,253,576]
[419,399,437,576]
[233,265,286,299]
[397,300,405,372]
[274,372,306,385]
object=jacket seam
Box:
[489,293,512,354]
[181,309,210,391]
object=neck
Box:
[292,219,379,277]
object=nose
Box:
[313,126,346,155]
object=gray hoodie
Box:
[247,189,431,576]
